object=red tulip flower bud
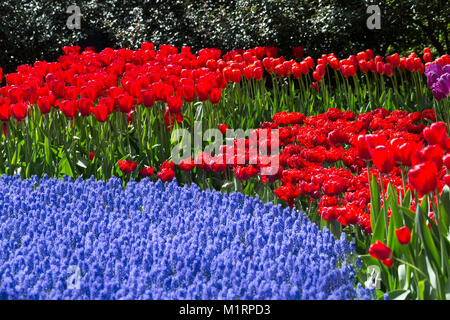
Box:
[369,240,392,261]
[395,226,411,245]
[139,166,154,177]
[358,60,369,73]
[157,167,175,182]
[292,46,304,59]
[209,88,222,104]
[376,61,385,74]
[357,51,367,61]
[179,157,196,171]
[372,145,396,174]
[423,122,448,151]
[167,95,183,113]
[417,145,444,170]
[312,71,322,82]
[408,161,438,196]
[141,89,156,108]
[384,63,394,77]
[37,96,53,115]
[11,102,28,121]
[218,123,229,135]
[78,98,93,117]
[0,98,12,122]
[365,49,374,60]
[355,135,375,161]
[118,160,137,175]
[423,52,432,63]
[253,67,264,80]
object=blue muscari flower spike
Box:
[0,176,368,300]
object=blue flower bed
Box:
[0,175,374,300]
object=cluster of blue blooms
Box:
[0,175,374,299]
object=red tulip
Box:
[77,98,93,117]
[358,60,369,73]
[384,63,394,77]
[292,46,304,59]
[178,157,195,171]
[59,100,77,119]
[48,80,65,99]
[139,166,154,177]
[376,61,385,74]
[357,51,367,61]
[157,167,175,182]
[195,82,210,101]
[234,165,259,180]
[423,52,432,63]
[141,90,156,108]
[118,160,137,174]
[64,86,79,101]
[312,71,322,82]
[209,88,221,104]
[219,123,229,135]
[355,135,371,161]
[8,86,24,104]
[117,94,134,113]
[395,226,411,245]
[398,142,421,167]
[98,97,114,114]
[371,145,396,173]
[275,64,287,77]
[423,122,448,151]
[369,240,392,260]
[11,102,28,121]
[253,67,264,80]
[265,46,278,58]
[37,96,53,115]
[80,86,98,101]
[223,67,234,82]
[231,69,242,83]
[0,99,11,122]
[274,183,301,208]
[408,161,438,196]
[417,145,443,170]
[167,95,183,113]
[304,56,315,69]
[91,103,109,122]
[262,57,275,74]
[89,152,95,161]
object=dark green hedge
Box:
[0,0,448,73]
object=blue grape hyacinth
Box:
[0,175,373,300]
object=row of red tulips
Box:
[1,44,449,129]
